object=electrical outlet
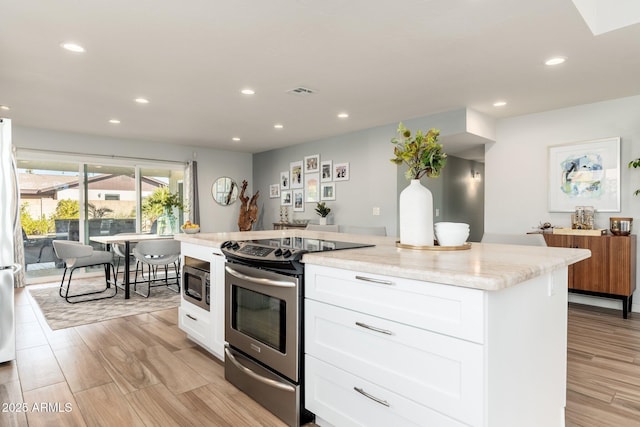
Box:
[435,208,440,217]
[372,207,380,216]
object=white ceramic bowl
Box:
[434,222,469,230]
[435,228,469,246]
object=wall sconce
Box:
[471,170,481,181]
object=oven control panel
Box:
[221,240,303,261]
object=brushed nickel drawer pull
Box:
[186,314,197,321]
[355,321,394,336]
[355,275,395,286]
[354,387,390,407]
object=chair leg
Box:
[61,264,118,304]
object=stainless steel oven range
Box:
[221,237,374,426]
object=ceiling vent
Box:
[286,86,316,96]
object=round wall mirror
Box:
[212,177,239,206]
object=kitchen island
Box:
[175,230,590,427]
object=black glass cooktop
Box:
[221,238,374,273]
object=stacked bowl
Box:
[434,222,470,246]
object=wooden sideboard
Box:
[543,233,637,318]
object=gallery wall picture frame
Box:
[281,190,292,206]
[321,160,333,182]
[290,160,303,188]
[334,162,350,181]
[293,189,305,211]
[321,182,336,201]
[280,171,290,190]
[269,184,280,198]
[304,154,320,173]
[305,173,320,202]
[548,137,621,212]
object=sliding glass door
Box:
[16,155,184,283]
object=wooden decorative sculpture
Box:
[238,180,260,231]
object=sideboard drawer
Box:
[305,299,483,425]
[305,264,485,343]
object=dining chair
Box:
[52,240,117,303]
[340,225,387,236]
[305,224,339,232]
[480,233,547,246]
[132,239,181,298]
[112,233,139,283]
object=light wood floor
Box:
[1,287,640,427]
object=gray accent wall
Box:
[254,108,489,238]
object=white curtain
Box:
[13,215,26,288]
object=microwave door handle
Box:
[225,266,295,288]
[224,347,295,392]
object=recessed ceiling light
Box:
[493,101,507,107]
[337,112,349,119]
[134,97,149,104]
[0,105,10,111]
[545,56,566,66]
[109,119,121,124]
[241,88,255,95]
[60,42,85,53]
[274,124,284,129]
[232,137,241,142]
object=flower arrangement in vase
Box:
[143,187,184,235]
[315,202,331,225]
[390,122,447,247]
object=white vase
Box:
[399,179,434,246]
[319,217,328,225]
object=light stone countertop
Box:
[174,230,590,291]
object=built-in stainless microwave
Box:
[182,256,210,311]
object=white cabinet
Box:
[179,242,226,361]
[304,264,569,427]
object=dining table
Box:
[90,233,175,299]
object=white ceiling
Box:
[1,0,639,157]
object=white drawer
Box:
[305,355,467,427]
[305,264,485,343]
[305,299,483,425]
[178,303,211,349]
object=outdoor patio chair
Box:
[132,239,181,298]
[52,240,117,303]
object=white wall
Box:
[486,94,640,311]
[13,126,253,232]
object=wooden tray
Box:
[395,241,471,251]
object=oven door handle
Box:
[225,266,296,288]
[225,347,295,392]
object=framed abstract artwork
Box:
[547,137,620,212]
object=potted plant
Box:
[315,202,331,225]
[143,187,184,235]
[390,122,447,247]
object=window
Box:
[16,153,185,283]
